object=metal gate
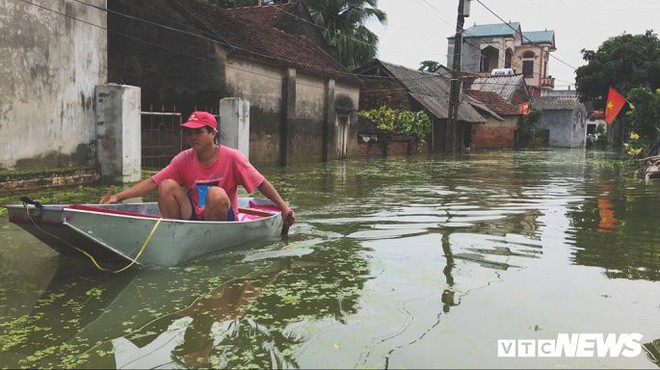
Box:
[141,106,183,169]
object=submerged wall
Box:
[0,0,107,170]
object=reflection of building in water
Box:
[471,209,543,239]
[597,183,618,233]
[113,260,296,369]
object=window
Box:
[480,55,490,73]
[505,49,513,68]
[522,51,535,78]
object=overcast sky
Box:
[366,0,660,89]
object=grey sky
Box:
[367,0,660,89]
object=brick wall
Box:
[357,134,429,157]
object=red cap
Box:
[181,111,217,131]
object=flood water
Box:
[1,150,659,369]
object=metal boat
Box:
[4,197,283,267]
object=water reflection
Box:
[113,259,299,369]
[597,182,618,233]
[1,150,659,368]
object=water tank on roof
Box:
[491,68,514,76]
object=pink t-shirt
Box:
[151,146,265,218]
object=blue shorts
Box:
[187,195,235,221]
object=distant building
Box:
[544,88,578,97]
[356,60,502,152]
[448,22,556,98]
[465,90,521,149]
[533,96,587,147]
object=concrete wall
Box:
[357,134,429,157]
[294,72,326,162]
[0,0,107,170]
[448,37,516,73]
[225,58,284,166]
[472,116,519,149]
[448,38,481,73]
[334,82,360,160]
[225,56,360,166]
[537,106,588,148]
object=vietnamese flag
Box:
[518,101,531,115]
[605,87,626,124]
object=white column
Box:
[219,97,250,159]
[95,84,141,183]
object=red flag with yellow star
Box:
[605,87,626,124]
[518,101,531,115]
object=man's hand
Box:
[99,186,117,204]
[282,207,295,227]
[100,194,120,204]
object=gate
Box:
[141,106,183,169]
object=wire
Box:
[18,0,573,100]
[410,0,576,86]
[473,0,578,71]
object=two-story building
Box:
[448,22,556,98]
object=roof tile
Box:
[466,90,520,116]
[175,0,358,83]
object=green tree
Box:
[359,106,431,141]
[627,87,660,151]
[575,30,660,108]
[302,0,387,70]
[418,60,440,73]
[206,0,386,70]
[516,110,542,148]
[575,30,660,150]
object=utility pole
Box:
[447,0,469,153]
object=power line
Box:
[411,0,576,87]
[473,0,578,71]
[17,0,573,101]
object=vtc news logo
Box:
[497,333,643,358]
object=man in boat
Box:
[100,111,295,227]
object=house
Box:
[465,90,521,149]
[532,96,588,147]
[448,22,556,98]
[1,0,107,170]
[108,0,361,165]
[355,60,502,152]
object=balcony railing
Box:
[541,77,555,89]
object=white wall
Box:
[0,0,107,169]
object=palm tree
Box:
[302,0,387,71]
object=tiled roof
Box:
[174,0,358,83]
[364,60,489,123]
[522,30,554,45]
[532,96,582,110]
[466,90,520,116]
[225,2,294,25]
[463,22,520,38]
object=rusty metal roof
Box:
[470,75,529,103]
[372,60,488,123]
[533,96,582,110]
